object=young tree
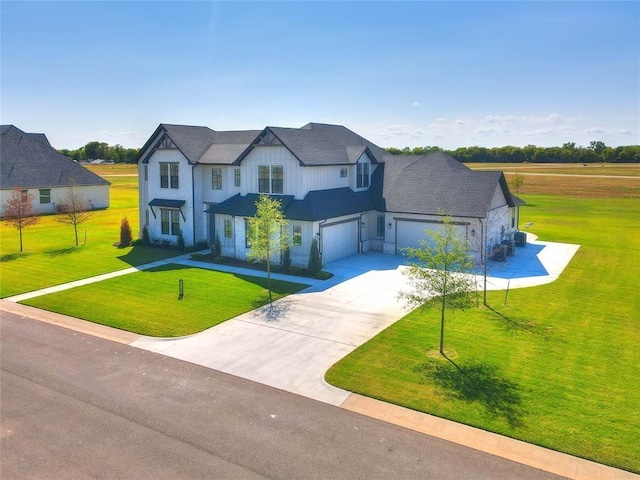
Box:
[399,216,475,357]
[56,184,93,247]
[511,172,525,195]
[247,194,289,305]
[2,188,40,252]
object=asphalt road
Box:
[0,313,566,480]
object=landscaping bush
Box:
[281,245,291,272]
[308,238,322,274]
[119,217,132,247]
[176,232,185,251]
[141,226,150,246]
[213,234,221,257]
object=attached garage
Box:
[396,219,468,254]
[321,219,358,264]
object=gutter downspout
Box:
[480,218,487,306]
[318,219,327,260]
[192,164,197,247]
[358,211,367,254]
[232,215,236,259]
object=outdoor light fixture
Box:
[388,222,392,229]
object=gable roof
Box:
[378,151,518,218]
[135,122,388,167]
[236,123,387,166]
[135,124,261,165]
[0,125,110,190]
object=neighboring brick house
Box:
[136,122,522,266]
[0,125,110,216]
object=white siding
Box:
[301,165,350,193]
[239,146,302,198]
[1,185,109,217]
[144,149,194,246]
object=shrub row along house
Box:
[0,125,110,216]
[136,123,523,266]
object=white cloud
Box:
[484,113,564,125]
[475,127,500,135]
[412,101,419,107]
[585,127,632,135]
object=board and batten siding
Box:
[143,149,194,246]
[239,146,302,198]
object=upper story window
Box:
[258,165,283,195]
[39,189,51,204]
[21,189,28,201]
[234,168,241,188]
[212,168,222,190]
[160,162,179,189]
[144,165,148,181]
[357,162,370,188]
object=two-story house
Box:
[136,123,522,266]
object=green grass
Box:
[22,264,308,336]
[326,195,640,473]
[0,180,177,298]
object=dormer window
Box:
[357,162,370,188]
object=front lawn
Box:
[326,196,640,473]
[21,264,308,337]
[0,174,178,298]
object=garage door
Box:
[396,220,466,254]
[321,220,358,264]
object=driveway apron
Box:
[133,253,411,405]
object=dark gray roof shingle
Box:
[1,125,110,190]
[208,188,375,222]
[379,152,514,218]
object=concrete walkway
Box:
[4,237,636,479]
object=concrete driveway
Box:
[133,253,411,405]
[133,235,579,406]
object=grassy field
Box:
[22,264,307,336]
[0,165,177,298]
[466,162,640,198]
[467,162,640,176]
[326,182,640,471]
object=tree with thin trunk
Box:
[399,216,475,357]
[511,172,525,195]
[2,188,40,252]
[247,194,289,306]
[56,183,93,247]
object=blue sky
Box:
[1,1,638,150]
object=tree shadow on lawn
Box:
[45,246,81,257]
[415,359,527,428]
[485,304,543,336]
[0,251,29,262]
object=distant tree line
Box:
[385,141,640,163]
[58,141,139,163]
